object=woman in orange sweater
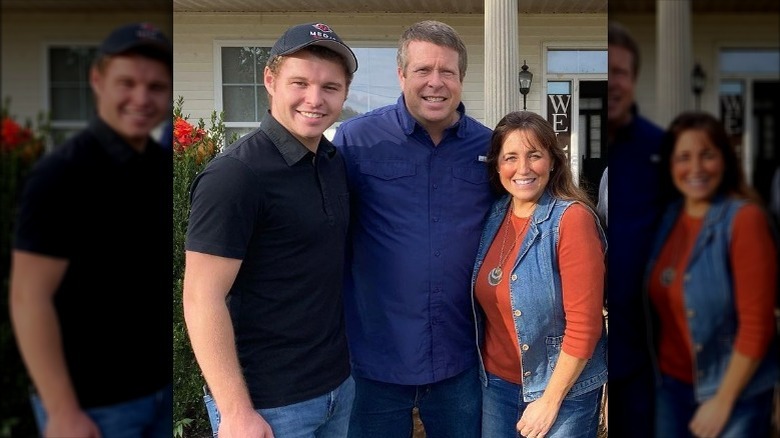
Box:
[471,111,607,438]
[646,111,778,437]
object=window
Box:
[343,48,399,116]
[547,50,607,74]
[221,47,270,142]
[219,45,400,142]
[49,46,98,143]
[720,49,780,74]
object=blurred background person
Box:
[647,111,778,437]
[9,22,173,437]
[604,20,664,438]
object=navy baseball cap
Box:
[269,22,358,73]
[98,22,172,66]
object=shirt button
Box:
[433,217,439,222]
[695,344,703,352]
[434,251,441,257]
[687,309,695,318]
[521,344,529,351]
[513,310,522,317]
[433,183,439,189]
[523,371,531,377]
[511,274,518,281]
[684,273,691,281]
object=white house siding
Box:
[1,10,172,127]
[173,12,606,127]
[610,13,779,128]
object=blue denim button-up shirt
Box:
[645,196,779,402]
[471,191,608,401]
[333,96,495,385]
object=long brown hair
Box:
[487,111,595,211]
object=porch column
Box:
[484,0,519,129]
[656,0,693,127]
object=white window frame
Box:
[213,39,399,140]
[43,40,99,147]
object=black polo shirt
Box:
[13,117,173,408]
[186,113,350,409]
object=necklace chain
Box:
[660,215,690,287]
[488,211,530,286]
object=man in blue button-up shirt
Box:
[604,21,664,438]
[332,20,494,438]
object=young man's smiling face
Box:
[265,51,348,151]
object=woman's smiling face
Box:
[671,128,725,216]
[497,129,552,214]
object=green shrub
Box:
[172,96,226,437]
[0,99,48,437]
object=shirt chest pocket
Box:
[358,160,416,180]
[451,165,488,185]
[356,160,417,196]
[449,166,490,212]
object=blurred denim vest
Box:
[471,190,608,401]
[645,195,779,401]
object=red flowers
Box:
[173,116,207,153]
[1,117,33,152]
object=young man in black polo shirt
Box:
[183,22,358,438]
[9,23,173,437]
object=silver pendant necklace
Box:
[487,211,530,286]
[659,215,691,288]
[660,267,676,287]
[487,266,504,287]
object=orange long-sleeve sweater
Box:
[475,203,605,384]
[648,203,777,384]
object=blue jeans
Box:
[655,374,773,438]
[205,376,354,438]
[31,384,172,438]
[482,373,602,438]
[348,365,481,438]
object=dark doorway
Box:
[751,81,779,209]
[579,80,608,205]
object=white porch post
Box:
[484,0,520,130]
[656,0,693,128]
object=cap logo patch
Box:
[309,31,336,40]
[312,23,333,33]
[136,23,161,41]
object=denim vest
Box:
[645,196,779,402]
[471,190,608,401]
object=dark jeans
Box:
[348,365,481,438]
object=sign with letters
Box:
[720,94,744,136]
[720,93,744,161]
[547,94,572,164]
